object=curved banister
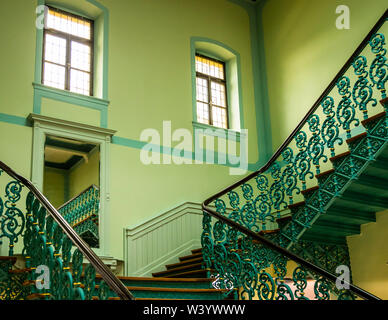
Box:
[201,202,380,300]
[0,160,135,300]
[203,9,388,208]
[202,9,388,301]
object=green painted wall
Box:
[262,0,387,150]
[0,123,32,178]
[0,0,36,119]
[43,168,66,208]
[347,210,388,299]
[0,0,258,260]
[41,98,101,127]
[107,0,258,162]
[69,150,100,198]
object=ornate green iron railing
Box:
[58,185,100,248]
[201,10,388,300]
[0,162,134,300]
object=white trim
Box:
[123,202,204,277]
[29,113,116,257]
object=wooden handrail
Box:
[201,202,381,300]
[202,9,388,301]
[203,9,388,208]
[0,161,135,300]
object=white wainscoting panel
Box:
[123,202,204,277]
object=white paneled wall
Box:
[123,202,203,277]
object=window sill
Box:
[192,121,245,142]
[33,82,110,111]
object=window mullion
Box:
[207,76,213,126]
[65,34,71,91]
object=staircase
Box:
[0,249,227,300]
[275,111,388,248]
[201,10,388,300]
[0,10,387,301]
[152,248,206,278]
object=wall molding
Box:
[123,202,204,277]
[192,121,246,142]
[29,113,115,257]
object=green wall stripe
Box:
[112,135,254,170]
[0,114,29,127]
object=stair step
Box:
[338,191,388,211]
[162,269,208,279]
[135,298,190,301]
[191,248,202,254]
[330,151,351,163]
[0,256,17,264]
[179,252,203,262]
[320,206,376,225]
[301,186,319,197]
[346,132,367,145]
[26,293,51,300]
[8,268,31,274]
[288,201,305,213]
[361,111,386,126]
[93,274,213,289]
[166,257,203,270]
[316,169,335,180]
[380,97,388,106]
[259,229,280,235]
[351,174,388,196]
[276,215,292,224]
[369,156,388,171]
[308,220,360,237]
[97,286,227,300]
[301,232,347,246]
[92,296,122,300]
[153,263,203,278]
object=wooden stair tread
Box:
[94,274,212,283]
[179,252,203,261]
[92,296,122,300]
[8,267,31,274]
[276,215,292,223]
[153,263,203,277]
[380,97,388,106]
[135,298,190,300]
[330,151,351,163]
[0,256,17,262]
[93,284,225,293]
[26,293,51,300]
[191,248,202,254]
[361,111,386,126]
[288,201,306,210]
[301,185,319,196]
[163,269,208,278]
[316,169,335,179]
[259,229,280,235]
[346,132,367,144]
[166,257,203,269]
[124,287,227,293]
